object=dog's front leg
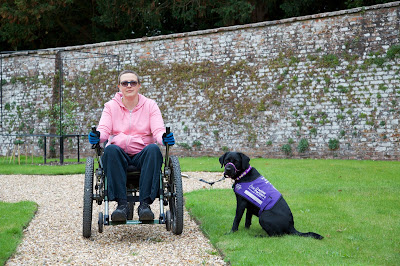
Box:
[245,208,252,229]
[231,195,247,232]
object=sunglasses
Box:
[120,80,139,87]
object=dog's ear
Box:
[239,153,250,169]
[219,152,229,168]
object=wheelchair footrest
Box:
[108,219,163,225]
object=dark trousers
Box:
[102,144,163,204]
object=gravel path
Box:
[1,172,232,265]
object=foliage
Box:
[2,64,116,137]
[177,143,192,150]
[386,44,400,59]
[0,201,37,265]
[297,138,309,153]
[0,0,393,51]
[280,0,344,18]
[310,127,317,136]
[345,0,395,9]
[281,143,292,156]
[319,54,340,68]
[221,146,230,153]
[328,138,340,150]
[185,159,400,265]
[0,0,92,51]
[192,140,203,148]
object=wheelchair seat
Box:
[127,163,140,173]
[126,163,140,189]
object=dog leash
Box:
[198,176,225,187]
[192,165,252,186]
[182,173,226,187]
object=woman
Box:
[88,70,175,222]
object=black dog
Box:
[219,152,323,240]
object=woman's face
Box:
[118,73,140,99]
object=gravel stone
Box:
[1,172,232,265]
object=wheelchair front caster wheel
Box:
[165,210,172,231]
[98,212,103,233]
[128,202,134,220]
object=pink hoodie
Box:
[97,92,165,155]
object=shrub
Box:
[281,144,292,156]
[297,138,309,153]
[328,138,340,150]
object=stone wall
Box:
[1,2,399,160]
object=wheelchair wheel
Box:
[168,155,184,235]
[83,157,94,238]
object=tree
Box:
[0,0,95,51]
[0,0,396,51]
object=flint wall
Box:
[1,2,399,160]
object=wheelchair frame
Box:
[83,127,184,238]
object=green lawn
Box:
[185,159,400,265]
[0,156,85,175]
[0,155,222,175]
[0,201,37,265]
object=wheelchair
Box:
[82,127,184,238]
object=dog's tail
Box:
[290,228,324,240]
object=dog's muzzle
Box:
[224,162,238,178]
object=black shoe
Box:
[138,202,154,221]
[111,204,128,222]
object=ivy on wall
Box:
[1,63,117,135]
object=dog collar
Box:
[235,166,252,181]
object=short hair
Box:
[118,70,141,84]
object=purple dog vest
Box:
[234,176,282,216]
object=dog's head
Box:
[219,152,250,179]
